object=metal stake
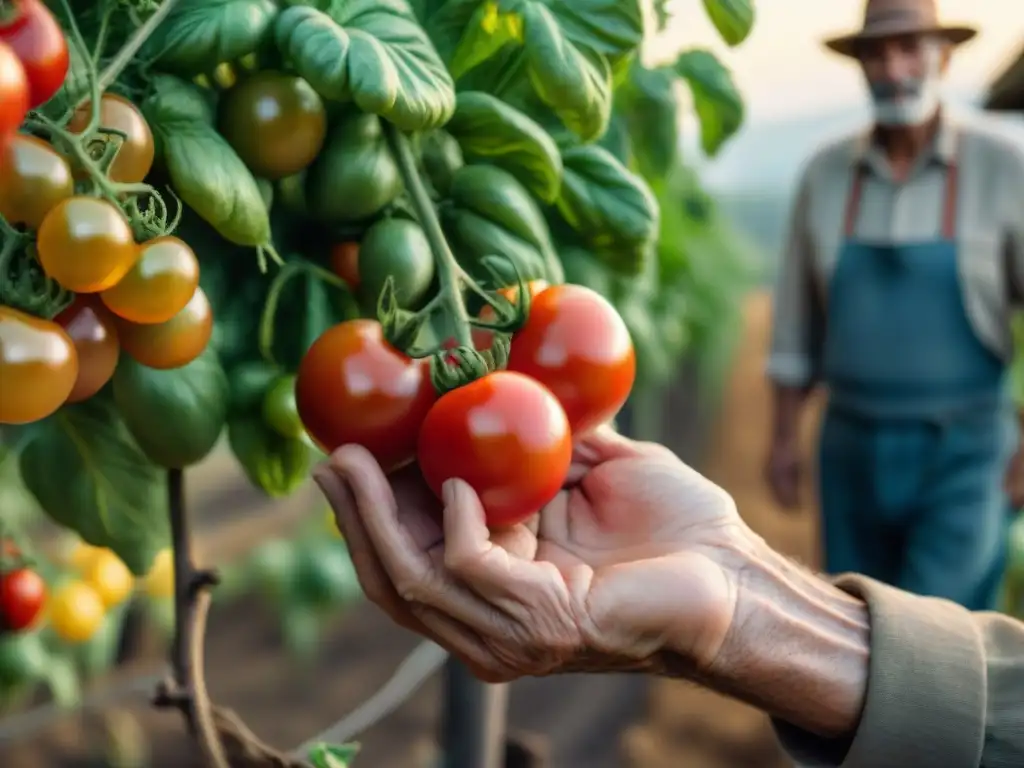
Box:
[439,658,509,768]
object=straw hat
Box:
[825,0,977,57]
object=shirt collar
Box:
[853,109,959,174]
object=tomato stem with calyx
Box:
[0,216,71,318]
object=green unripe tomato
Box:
[262,374,304,439]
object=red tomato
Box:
[0,0,68,109]
[54,296,120,403]
[472,279,549,351]
[296,319,436,473]
[507,284,635,436]
[0,41,27,158]
[0,567,46,632]
[417,371,572,527]
[329,241,360,290]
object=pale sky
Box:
[649,0,1024,122]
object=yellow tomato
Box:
[48,581,105,643]
[67,539,103,571]
[144,549,175,599]
[82,549,134,608]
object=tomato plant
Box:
[217,71,327,181]
[0,567,46,632]
[418,371,573,527]
[36,196,139,293]
[116,286,213,370]
[0,0,68,109]
[0,42,27,150]
[0,133,72,229]
[472,279,549,350]
[100,235,200,324]
[0,306,78,424]
[263,374,304,439]
[54,296,120,403]
[296,320,436,472]
[507,284,636,436]
[47,580,105,644]
[67,93,156,184]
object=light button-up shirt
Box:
[767,110,1024,388]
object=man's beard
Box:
[869,75,941,126]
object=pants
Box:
[818,404,1018,611]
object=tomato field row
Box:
[0,0,756,765]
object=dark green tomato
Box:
[217,71,326,181]
[229,360,280,415]
[293,540,360,610]
[305,112,402,223]
[357,218,435,309]
[262,374,304,439]
[276,171,308,216]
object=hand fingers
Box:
[570,426,677,473]
[313,464,426,636]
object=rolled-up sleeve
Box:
[766,166,821,387]
[773,575,1024,768]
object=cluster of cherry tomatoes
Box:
[0,88,212,425]
[296,277,636,527]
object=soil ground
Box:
[2,289,823,768]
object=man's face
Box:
[857,33,952,126]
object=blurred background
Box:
[2,2,1022,768]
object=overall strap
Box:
[842,135,960,240]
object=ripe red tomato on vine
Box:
[472,279,549,351]
[55,296,121,403]
[507,284,635,436]
[417,371,572,528]
[0,0,69,109]
[0,567,46,632]
[296,319,436,473]
[0,41,28,163]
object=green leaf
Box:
[142,0,278,77]
[446,91,563,202]
[274,1,456,131]
[143,76,271,247]
[441,164,564,286]
[308,742,362,768]
[228,416,312,498]
[619,62,679,180]
[674,49,743,156]
[112,348,230,469]
[19,398,168,576]
[427,0,519,80]
[42,654,81,709]
[555,144,658,274]
[702,0,755,47]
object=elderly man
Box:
[765,0,1024,610]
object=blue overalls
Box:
[818,152,1018,611]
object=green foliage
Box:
[675,49,744,156]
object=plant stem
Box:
[382,121,474,348]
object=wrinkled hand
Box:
[1005,447,1024,511]
[314,427,755,683]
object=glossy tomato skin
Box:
[507,284,635,436]
[116,286,212,370]
[48,580,105,644]
[0,43,27,159]
[472,279,549,351]
[37,196,138,293]
[67,93,155,183]
[417,371,572,527]
[329,241,360,291]
[0,306,78,424]
[296,319,436,473]
[218,71,326,180]
[262,374,304,439]
[54,296,120,403]
[0,134,73,229]
[100,236,199,324]
[0,568,45,632]
[0,0,67,108]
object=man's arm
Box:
[654,543,1024,768]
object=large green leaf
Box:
[674,49,743,156]
[228,416,313,498]
[142,0,278,77]
[274,1,456,130]
[555,144,658,274]
[702,0,755,47]
[19,398,168,576]
[112,348,230,469]
[427,0,521,80]
[618,62,678,181]
[446,91,562,202]
[143,76,271,247]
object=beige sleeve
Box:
[773,575,1024,768]
[766,166,823,387]
[1004,143,1024,305]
